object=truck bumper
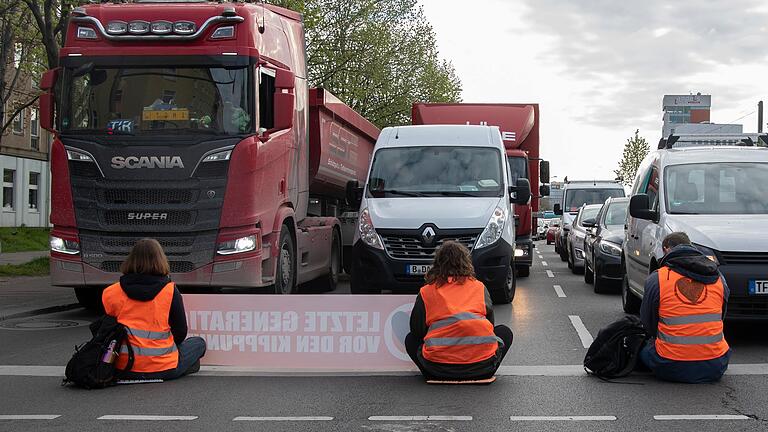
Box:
[352,238,514,293]
[51,253,265,288]
[720,263,768,321]
[514,236,533,268]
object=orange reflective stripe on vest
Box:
[103,281,179,373]
[655,267,729,362]
[421,278,498,364]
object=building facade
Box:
[662,93,712,137]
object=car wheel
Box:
[490,265,515,304]
[568,245,575,271]
[274,225,297,295]
[621,274,641,313]
[584,258,594,284]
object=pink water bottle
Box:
[102,340,117,364]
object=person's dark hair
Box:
[424,241,475,287]
[662,232,691,251]
[120,238,170,276]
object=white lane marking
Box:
[553,285,566,298]
[0,415,61,420]
[542,261,548,266]
[369,416,472,421]
[546,270,555,278]
[653,415,750,421]
[510,416,617,421]
[568,315,594,348]
[234,417,333,421]
[98,415,197,421]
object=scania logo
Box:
[111,156,184,169]
[422,227,436,244]
[127,212,168,220]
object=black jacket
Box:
[118,274,188,345]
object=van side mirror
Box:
[509,178,531,205]
[346,180,363,207]
[539,184,550,197]
[629,194,658,222]
[539,160,550,184]
[272,68,295,131]
[553,203,562,215]
[39,68,60,132]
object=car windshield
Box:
[665,162,768,214]
[603,202,628,226]
[61,65,251,136]
[565,188,624,212]
[367,146,503,197]
[578,206,601,226]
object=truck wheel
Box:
[621,275,641,313]
[307,229,340,293]
[584,259,594,284]
[490,266,515,304]
[274,225,297,295]
[74,287,104,313]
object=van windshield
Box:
[564,188,624,212]
[367,146,503,197]
[665,162,768,214]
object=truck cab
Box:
[347,125,530,304]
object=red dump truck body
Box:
[412,103,546,276]
[41,2,378,306]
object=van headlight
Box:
[475,206,507,249]
[599,241,622,256]
[358,208,384,250]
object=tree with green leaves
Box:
[614,129,650,186]
[270,0,461,127]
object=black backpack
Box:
[584,315,648,379]
[63,315,134,389]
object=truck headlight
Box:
[599,241,622,256]
[50,236,80,255]
[358,208,383,250]
[217,235,257,255]
[475,206,506,250]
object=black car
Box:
[583,197,629,293]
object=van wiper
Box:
[378,189,426,197]
[432,191,476,197]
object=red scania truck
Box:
[38,1,379,308]
[412,103,550,277]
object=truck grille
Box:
[103,211,193,226]
[100,189,195,205]
[101,261,196,274]
[720,251,768,265]
[381,234,478,260]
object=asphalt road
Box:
[1,241,767,431]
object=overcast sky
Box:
[420,0,768,181]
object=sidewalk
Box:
[0,251,49,266]
[0,276,79,320]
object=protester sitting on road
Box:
[639,232,730,383]
[405,241,513,381]
[102,239,206,380]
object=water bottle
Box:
[102,340,117,364]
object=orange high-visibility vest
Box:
[421,278,499,364]
[655,267,729,361]
[103,281,179,373]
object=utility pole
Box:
[759,100,764,133]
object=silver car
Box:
[567,204,602,274]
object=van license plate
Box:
[407,264,431,275]
[749,280,768,295]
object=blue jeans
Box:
[639,339,730,384]
[119,337,207,381]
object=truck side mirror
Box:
[539,184,550,197]
[553,203,562,215]
[39,68,60,132]
[629,194,658,222]
[272,68,295,131]
[539,160,550,184]
[346,180,363,207]
[509,178,531,205]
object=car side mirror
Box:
[272,68,295,132]
[553,203,562,215]
[539,184,550,197]
[629,194,658,222]
[582,218,596,228]
[509,178,531,205]
[346,180,363,207]
[539,160,550,184]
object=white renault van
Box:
[346,125,530,303]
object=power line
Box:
[693,109,757,135]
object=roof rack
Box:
[659,133,768,150]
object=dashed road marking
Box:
[98,415,197,421]
[369,416,472,421]
[568,315,594,348]
[541,261,548,266]
[0,415,60,420]
[553,285,566,298]
[510,416,617,421]
[546,270,555,278]
[234,416,333,421]
[653,415,751,421]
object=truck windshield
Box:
[507,156,528,183]
[367,146,503,197]
[61,66,251,136]
[564,188,624,213]
[665,162,768,214]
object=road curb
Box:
[0,303,82,322]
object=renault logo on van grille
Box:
[422,227,436,244]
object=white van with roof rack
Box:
[622,133,768,320]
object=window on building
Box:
[30,108,39,150]
[3,170,15,211]
[28,172,39,211]
[12,108,24,135]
